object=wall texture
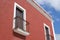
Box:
[0,0,54,40]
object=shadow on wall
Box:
[13,31,26,40]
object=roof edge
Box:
[27,0,53,22]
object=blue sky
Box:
[35,0,60,34]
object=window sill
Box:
[13,28,30,36]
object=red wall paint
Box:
[0,0,54,40]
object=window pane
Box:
[45,26,50,40]
[15,7,24,30]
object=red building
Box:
[0,0,56,40]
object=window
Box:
[13,2,29,36]
[15,7,24,30]
[45,26,50,40]
[44,23,51,40]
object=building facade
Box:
[0,0,55,40]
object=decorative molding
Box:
[27,0,52,22]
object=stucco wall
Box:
[0,0,54,40]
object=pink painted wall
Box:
[0,0,54,40]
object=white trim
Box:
[33,0,52,18]
[14,28,29,36]
[51,21,56,40]
[13,2,29,36]
[13,2,26,30]
[44,23,51,40]
[27,0,52,22]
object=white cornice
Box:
[27,0,53,22]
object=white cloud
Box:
[56,34,60,40]
[35,0,60,11]
[49,0,60,11]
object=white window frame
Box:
[44,23,51,40]
[13,2,29,36]
[51,21,56,40]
